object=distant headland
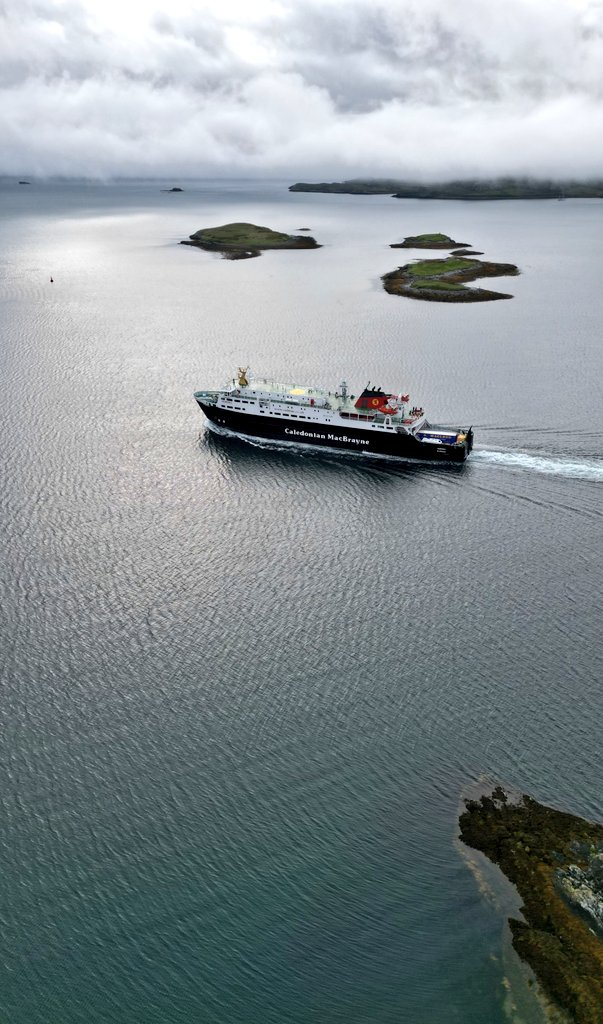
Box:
[181,222,321,260]
[460,786,603,1024]
[289,177,603,199]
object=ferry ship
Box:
[194,368,473,463]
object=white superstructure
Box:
[195,369,428,437]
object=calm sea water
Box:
[0,179,602,1024]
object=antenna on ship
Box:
[340,380,348,402]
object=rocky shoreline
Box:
[382,255,519,302]
[459,787,603,1024]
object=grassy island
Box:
[391,233,470,249]
[382,256,519,302]
[460,787,603,1024]
[181,222,320,260]
[289,178,603,199]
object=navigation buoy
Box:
[50,276,53,283]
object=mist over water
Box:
[0,179,601,1024]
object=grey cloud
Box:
[1,0,602,179]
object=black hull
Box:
[197,402,470,462]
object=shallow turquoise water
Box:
[0,179,601,1023]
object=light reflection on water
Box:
[0,180,601,1024]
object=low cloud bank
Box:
[2,0,602,179]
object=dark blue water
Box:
[1,179,602,1023]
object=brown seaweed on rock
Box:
[459,788,603,1024]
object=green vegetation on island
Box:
[391,233,470,249]
[289,177,603,199]
[382,255,519,302]
[459,787,603,1024]
[289,179,403,195]
[181,222,320,260]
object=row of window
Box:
[222,400,395,432]
[273,411,324,422]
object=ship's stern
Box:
[414,424,473,461]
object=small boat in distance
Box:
[194,369,473,462]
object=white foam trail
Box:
[473,449,603,482]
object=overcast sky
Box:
[1,0,602,179]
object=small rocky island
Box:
[460,787,603,1024]
[181,222,320,260]
[391,232,470,249]
[382,254,519,302]
[383,233,518,301]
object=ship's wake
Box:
[473,449,603,481]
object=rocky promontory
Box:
[459,787,603,1024]
[382,255,519,302]
[181,222,321,260]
